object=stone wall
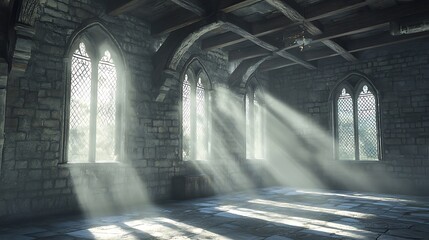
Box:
[0,0,248,222]
[268,39,429,194]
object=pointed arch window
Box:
[333,77,380,161]
[67,41,120,163]
[182,70,211,161]
[245,84,265,160]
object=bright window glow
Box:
[96,50,117,162]
[245,94,251,158]
[69,43,92,162]
[196,78,207,160]
[337,88,355,160]
[68,43,118,163]
[254,89,264,159]
[357,85,378,160]
[246,86,264,159]
[335,83,379,161]
[182,73,210,161]
[182,74,191,160]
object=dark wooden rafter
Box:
[265,0,357,62]
[229,46,270,62]
[259,30,429,72]
[153,16,223,89]
[309,1,429,43]
[152,0,263,35]
[202,0,368,50]
[220,14,316,69]
[108,0,150,16]
[230,0,429,62]
[219,0,263,13]
[232,58,261,84]
[229,55,275,90]
[153,11,315,97]
[170,0,207,16]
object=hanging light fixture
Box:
[284,30,312,51]
[294,35,312,51]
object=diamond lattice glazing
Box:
[182,75,191,160]
[337,88,355,160]
[68,43,92,162]
[357,85,378,160]
[196,78,207,160]
[96,50,117,162]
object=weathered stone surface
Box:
[269,39,429,193]
[0,187,428,239]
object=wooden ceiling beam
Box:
[229,46,270,61]
[265,0,357,62]
[152,0,262,35]
[260,31,429,72]
[305,0,368,21]
[229,55,272,88]
[221,14,316,69]
[108,0,150,16]
[170,0,207,16]
[229,46,269,61]
[203,17,294,50]
[231,1,429,61]
[346,31,429,53]
[219,0,263,13]
[202,0,368,50]
[310,0,429,43]
[258,58,297,72]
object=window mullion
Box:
[190,83,197,160]
[89,58,98,163]
[205,89,210,160]
[353,93,360,161]
[249,90,255,159]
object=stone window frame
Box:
[180,57,212,161]
[61,22,126,164]
[330,72,382,161]
[245,77,266,160]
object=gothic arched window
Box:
[333,74,380,161]
[182,68,211,161]
[66,33,123,163]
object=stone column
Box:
[9,0,40,77]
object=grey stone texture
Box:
[268,39,429,194]
[0,0,246,222]
[0,186,428,239]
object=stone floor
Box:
[1,187,429,239]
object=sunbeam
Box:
[216,204,378,239]
[249,199,375,219]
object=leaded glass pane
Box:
[182,75,191,160]
[68,43,91,162]
[245,94,251,159]
[337,88,355,160]
[96,50,117,162]
[254,89,264,159]
[357,85,378,160]
[196,77,207,160]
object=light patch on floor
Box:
[0,187,428,239]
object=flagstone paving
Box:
[1,187,429,239]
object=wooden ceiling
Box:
[108,0,429,72]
